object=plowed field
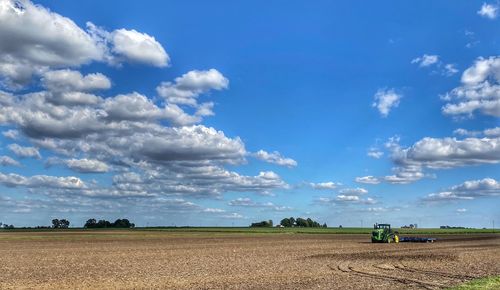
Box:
[0,231,498,289]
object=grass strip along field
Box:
[448,276,500,289]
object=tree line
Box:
[84,218,135,228]
[0,218,136,229]
[280,217,327,228]
[250,220,273,227]
[250,217,327,228]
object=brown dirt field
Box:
[0,231,498,289]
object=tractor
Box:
[371,223,399,243]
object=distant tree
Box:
[280,217,324,228]
[280,218,291,227]
[250,220,273,227]
[84,218,97,228]
[322,223,327,228]
[52,218,70,229]
[113,219,133,228]
[51,219,60,229]
[295,218,307,227]
[84,218,135,228]
[60,219,70,228]
[97,220,112,228]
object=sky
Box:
[0,0,499,228]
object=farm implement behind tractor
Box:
[371,223,436,243]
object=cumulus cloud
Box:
[453,127,500,138]
[0,172,84,189]
[65,158,109,173]
[339,187,368,195]
[355,176,380,184]
[110,28,169,67]
[2,129,18,139]
[203,208,226,213]
[0,0,105,88]
[252,150,297,168]
[221,213,244,219]
[0,0,169,89]
[367,148,383,159]
[0,155,20,166]
[42,69,111,92]
[335,195,375,204]
[444,64,459,76]
[228,197,292,211]
[156,69,228,107]
[0,0,292,219]
[411,54,458,76]
[411,54,439,67]
[423,178,500,202]
[478,3,498,19]
[8,143,40,159]
[310,181,341,190]
[442,57,500,118]
[384,136,500,183]
[372,88,402,117]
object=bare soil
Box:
[0,231,498,289]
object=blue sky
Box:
[0,0,499,228]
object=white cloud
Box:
[478,3,498,19]
[316,194,376,205]
[456,208,467,213]
[411,54,439,67]
[310,181,340,190]
[8,143,40,159]
[203,208,226,213]
[253,150,297,168]
[336,195,375,204]
[0,1,292,208]
[0,0,105,88]
[110,28,169,67]
[424,178,500,202]
[0,172,85,189]
[367,148,383,159]
[228,197,292,211]
[221,213,244,219]
[103,92,172,121]
[411,54,458,76]
[0,0,170,89]
[42,69,111,92]
[228,197,255,206]
[2,129,18,139]
[339,187,368,195]
[444,64,459,76]
[156,69,228,106]
[66,158,109,173]
[372,88,402,117]
[355,176,380,184]
[442,57,500,118]
[0,155,20,166]
[384,135,500,184]
[367,207,388,212]
[453,127,500,137]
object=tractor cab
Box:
[371,223,398,243]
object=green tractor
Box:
[371,223,399,243]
